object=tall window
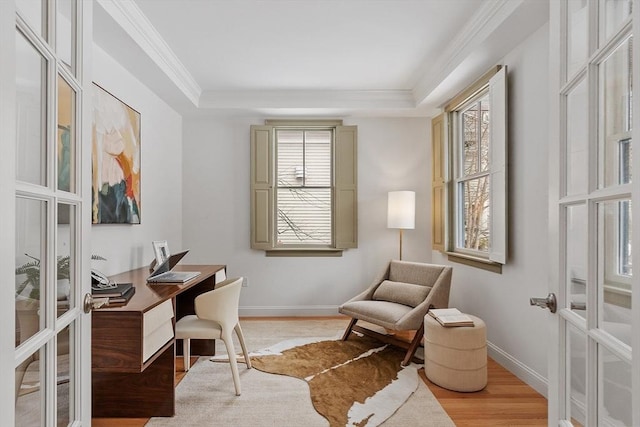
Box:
[276,129,332,246]
[250,121,357,254]
[455,92,491,253]
[432,66,507,270]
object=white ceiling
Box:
[93,0,549,117]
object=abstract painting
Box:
[92,83,141,224]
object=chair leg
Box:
[235,323,252,369]
[401,323,424,367]
[223,330,242,396]
[183,338,191,371]
[342,318,358,341]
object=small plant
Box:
[15,254,106,300]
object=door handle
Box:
[570,301,586,310]
[83,293,109,313]
[529,293,557,313]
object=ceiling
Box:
[93,0,549,117]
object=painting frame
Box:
[91,83,141,224]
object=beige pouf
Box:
[424,313,487,392]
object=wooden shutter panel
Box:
[250,125,274,249]
[334,125,357,248]
[431,113,445,252]
[489,66,507,264]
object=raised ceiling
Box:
[93,0,549,117]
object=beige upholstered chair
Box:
[339,260,452,366]
[175,277,251,396]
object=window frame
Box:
[452,90,492,257]
[432,65,507,272]
[250,120,357,256]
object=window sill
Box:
[446,252,502,274]
[265,248,344,257]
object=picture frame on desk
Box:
[152,240,170,265]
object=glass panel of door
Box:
[57,75,76,193]
[15,347,45,427]
[15,30,47,187]
[567,323,586,426]
[15,197,47,346]
[599,345,632,425]
[597,199,632,347]
[565,79,588,196]
[566,203,588,317]
[598,36,632,189]
[16,0,46,40]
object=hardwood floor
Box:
[422,358,548,426]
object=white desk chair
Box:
[175,277,251,396]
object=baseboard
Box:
[487,340,548,398]
[239,305,340,317]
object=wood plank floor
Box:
[422,358,548,426]
[93,355,548,426]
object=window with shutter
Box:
[439,66,507,272]
[250,121,357,255]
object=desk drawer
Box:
[143,300,174,362]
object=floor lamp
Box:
[387,191,415,260]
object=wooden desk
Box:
[91,264,226,418]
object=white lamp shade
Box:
[387,191,415,229]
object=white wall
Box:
[432,23,551,395]
[182,116,430,315]
[90,44,183,275]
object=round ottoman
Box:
[424,314,487,392]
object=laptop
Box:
[147,250,201,283]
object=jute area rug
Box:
[146,318,455,427]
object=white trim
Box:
[486,340,549,398]
[95,0,201,106]
[0,1,16,422]
[199,89,415,110]
[412,0,523,104]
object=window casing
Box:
[250,121,357,254]
[432,65,507,271]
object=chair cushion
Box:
[339,300,413,330]
[175,315,222,340]
[372,280,431,308]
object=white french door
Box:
[1,0,93,425]
[548,0,639,426]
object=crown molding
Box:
[96,0,201,106]
[198,89,416,110]
[411,0,524,105]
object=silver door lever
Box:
[529,293,557,313]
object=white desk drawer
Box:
[142,300,174,362]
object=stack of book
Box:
[428,308,474,327]
[92,282,135,305]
